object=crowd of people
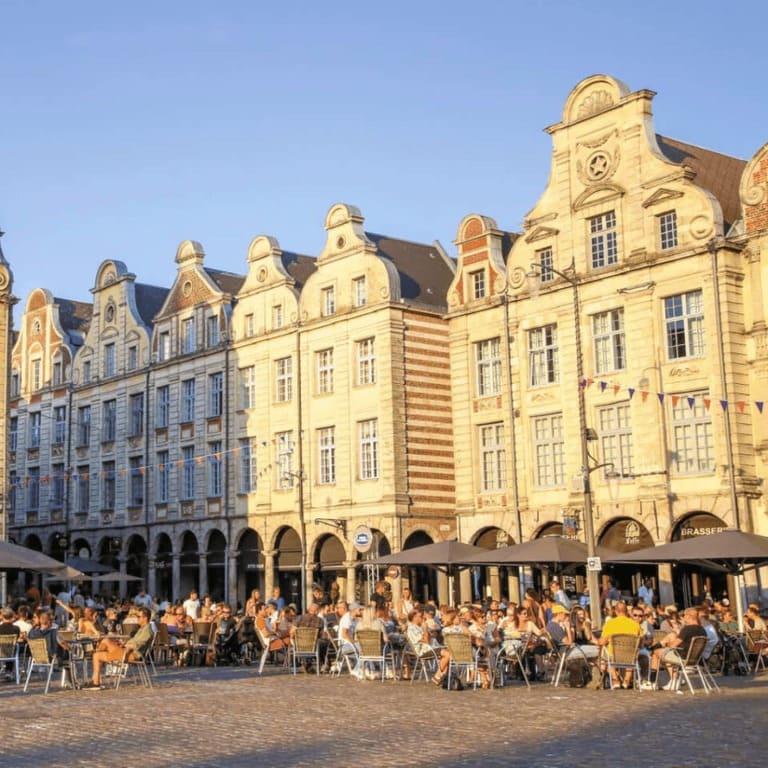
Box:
[1,577,765,691]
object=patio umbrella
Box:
[0,540,83,575]
[65,556,114,574]
[92,571,143,582]
[366,540,488,572]
[455,536,618,567]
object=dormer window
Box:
[322,287,335,317]
[470,270,486,300]
[659,210,678,250]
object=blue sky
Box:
[2,1,766,318]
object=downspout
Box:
[295,322,307,613]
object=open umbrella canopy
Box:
[92,571,143,582]
[367,540,488,570]
[65,556,114,574]
[456,536,617,567]
[0,540,82,575]
[606,530,768,572]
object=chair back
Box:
[609,634,640,665]
[746,629,767,650]
[0,636,17,659]
[683,635,708,666]
[155,623,171,645]
[27,636,52,664]
[653,629,669,646]
[192,621,213,646]
[293,626,319,654]
[122,621,140,638]
[58,630,76,643]
[444,632,474,664]
[356,629,384,657]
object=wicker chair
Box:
[288,627,321,675]
[23,637,57,694]
[0,636,21,685]
[443,632,479,690]
[355,629,390,682]
[603,634,641,690]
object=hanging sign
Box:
[353,524,373,553]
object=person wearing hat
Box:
[546,603,573,650]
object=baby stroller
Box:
[213,618,242,666]
[236,617,259,665]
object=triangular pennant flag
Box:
[657,393,665,405]
[586,378,594,388]
[641,391,648,402]
[757,401,764,414]
[613,385,621,395]
[628,388,635,399]
[720,400,728,411]
[600,381,608,392]
[579,378,587,389]
[686,396,695,410]
[196,456,203,464]
[703,398,711,411]
[672,395,680,407]
[737,401,745,413]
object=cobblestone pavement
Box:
[2,664,766,768]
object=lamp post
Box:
[526,262,617,630]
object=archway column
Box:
[228,549,239,608]
[172,554,181,601]
[263,550,277,597]
[198,553,208,597]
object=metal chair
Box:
[552,641,601,688]
[496,633,532,688]
[443,632,479,690]
[288,626,321,675]
[0,636,21,685]
[663,635,712,694]
[23,637,57,694]
[355,629,391,682]
[745,629,768,675]
[150,622,178,667]
[603,634,641,690]
[402,636,440,683]
[190,621,213,666]
[114,644,154,689]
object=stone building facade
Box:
[5,74,768,607]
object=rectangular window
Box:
[589,211,618,269]
[51,463,65,508]
[529,325,559,387]
[359,419,379,480]
[82,360,91,384]
[240,366,256,409]
[11,370,19,397]
[357,338,376,386]
[27,467,40,510]
[470,269,486,299]
[598,403,634,477]
[104,343,116,378]
[665,290,704,360]
[592,309,626,374]
[157,450,169,503]
[476,338,502,396]
[156,385,170,428]
[182,379,196,422]
[353,276,367,307]
[239,439,256,493]
[77,406,91,446]
[245,313,255,337]
[276,431,294,489]
[322,286,335,317]
[102,461,115,510]
[208,372,223,417]
[127,346,138,372]
[76,466,90,514]
[130,456,144,506]
[32,359,42,390]
[53,405,66,445]
[208,441,222,497]
[158,332,170,362]
[275,357,293,402]
[53,360,63,386]
[480,423,506,492]
[533,413,565,487]
[536,247,554,284]
[9,471,17,514]
[206,315,220,347]
[182,317,196,354]
[102,399,117,442]
[182,446,195,500]
[9,416,17,452]
[272,305,283,330]
[659,210,678,250]
[130,393,144,436]
[671,391,715,474]
[317,348,334,394]
[318,427,336,485]
[30,412,41,448]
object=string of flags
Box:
[580,377,762,413]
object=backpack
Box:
[568,660,591,688]
[442,674,465,691]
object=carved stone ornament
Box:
[576,147,620,186]
[742,177,767,207]
[508,265,528,292]
[689,214,713,240]
[257,267,268,283]
[182,280,193,297]
[576,89,614,120]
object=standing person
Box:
[551,578,572,610]
[271,587,286,612]
[182,590,200,620]
[638,579,655,607]
[397,587,415,622]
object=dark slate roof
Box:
[54,298,92,346]
[366,233,454,310]
[134,283,170,327]
[656,135,746,231]
[281,252,317,290]
[205,268,246,296]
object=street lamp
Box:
[526,261,616,630]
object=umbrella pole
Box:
[734,571,746,634]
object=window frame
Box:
[318,426,336,485]
[476,338,502,397]
[528,325,559,387]
[479,422,506,492]
[665,290,704,361]
[532,413,565,488]
[592,308,626,374]
[359,419,379,480]
[589,210,618,269]
[670,391,715,475]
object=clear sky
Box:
[2,1,766,320]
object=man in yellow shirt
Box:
[598,600,641,688]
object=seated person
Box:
[27,610,70,664]
[597,600,642,689]
[650,607,707,690]
[83,607,154,689]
